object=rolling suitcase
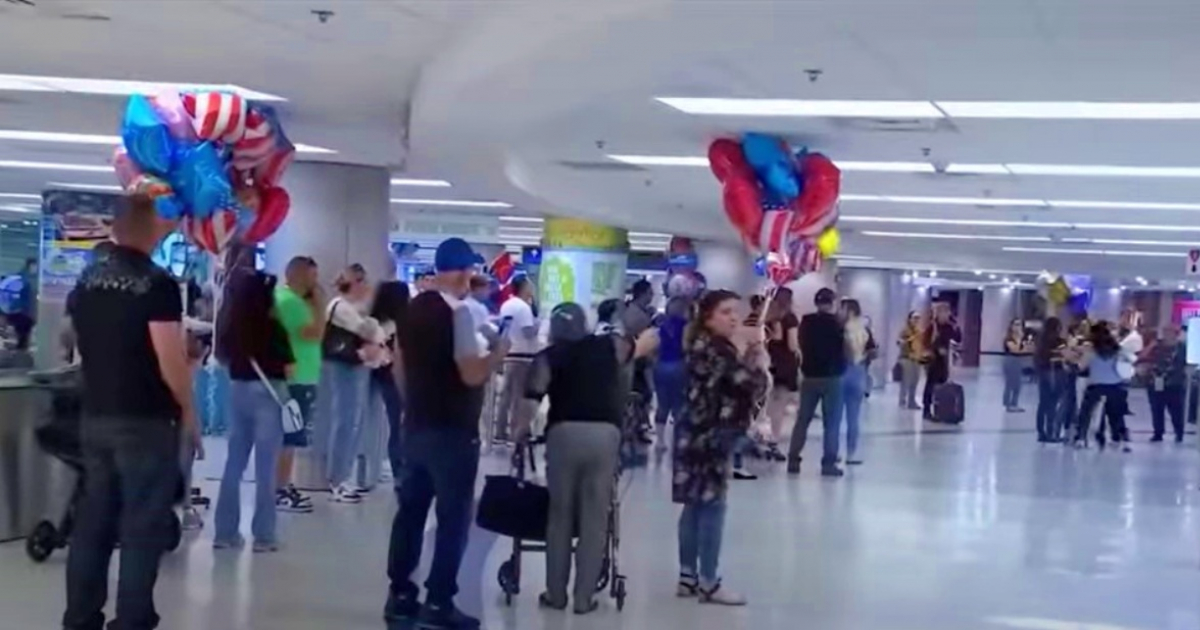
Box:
[932,381,965,424]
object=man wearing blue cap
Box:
[385,237,507,630]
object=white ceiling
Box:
[4,0,1200,285]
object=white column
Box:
[265,162,392,284]
[694,240,757,295]
[981,287,1016,354]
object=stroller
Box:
[25,368,185,563]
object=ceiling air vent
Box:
[556,160,647,173]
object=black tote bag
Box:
[475,475,550,541]
[321,300,364,364]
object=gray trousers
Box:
[496,358,536,441]
[545,422,621,608]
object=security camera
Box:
[311,9,334,24]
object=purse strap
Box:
[249,359,286,409]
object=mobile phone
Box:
[496,315,514,337]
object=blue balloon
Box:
[121,95,176,177]
[753,255,767,277]
[153,195,185,221]
[233,202,256,234]
[742,133,800,201]
[170,142,233,221]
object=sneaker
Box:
[277,487,314,513]
[252,540,281,553]
[1175,435,1185,444]
[698,582,746,606]
[786,459,801,475]
[384,591,421,622]
[212,534,245,550]
[677,574,699,598]
[330,484,363,504]
[732,469,758,480]
[415,603,480,630]
[1150,435,1164,443]
[181,506,204,531]
[821,465,844,478]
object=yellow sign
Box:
[542,218,628,252]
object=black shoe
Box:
[1095,432,1106,450]
[1176,435,1185,444]
[1150,435,1164,443]
[732,469,758,480]
[786,459,800,475]
[538,592,567,611]
[384,591,420,623]
[922,411,934,422]
[821,466,844,478]
[845,458,863,466]
[416,603,480,630]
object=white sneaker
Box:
[181,507,204,531]
[676,576,699,598]
[329,484,362,503]
[699,582,746,606]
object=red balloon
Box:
[789,153,841,237]
[722,175,763,245]
[243,186,290,243]
[707,138,751,183]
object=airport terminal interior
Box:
[0,1,1198,629]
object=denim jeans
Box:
[788,376,843,467]
[1057,372,1078,437]
[319,360,369,488]
[1035,369,1062,441]
[653,360,687,426]
[370,370,405,483]
[837,364,867,459]
[1002,355,1024,409]
[387,426,480,607]
[355,373,391,492]
[215,379,284,545]
[64,420,180,630]
[678,500,727,588]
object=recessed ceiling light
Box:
[46,182,122,192]
[0,73,285,101]
[860,230,1052,242]
[989,274,997,279]
[0,160,109,172]
[0,193,41,200]
[390,198,513,208]
[1003,246,1183,258]
[938,101,1200,120]
[973,269,983,275]
[390,178,451,187]
[654,97,945,118]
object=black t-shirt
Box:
[69,245,182,421]
[400,292,484,434]
[528,335,625,431]
[798,311,847,378]
[767,312,800,370]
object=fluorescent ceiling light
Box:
[836,161,936,173]
[832,254,874,261]
[391,198,513,208]
[0,129,333,154]
[607,155,937,173]
[1003,246,1183,258]
[607,155,708,167]
[844,194,1046,207]
[47,182,122,192]
[0,160,109,172]
[0,204,39,213]
[293,143,337,155]
[939,101,1200,120]
[943,163,1012,175]
[842,215,1200,232]
[655,97,945,118]
[1061,237,1200,247]
[1008,164,1200,178]
[0,73,285,101]
[860,231,1051,242]
[1050,199,1200,211]
[0,193,41,200]
[498,216,544,223]
[630,231,672,239]
[390,178,451,187]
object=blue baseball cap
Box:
[434,237,482,272]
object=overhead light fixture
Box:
[1003,246,1183,258]
[845,215,1200,232]
[1008,164,1200,178]
[929,270,938,278]
[390,178,452,187]
[46,182,122,192]
[0,160,109,172]
[498,216,544,223]
[0,193,41,200]
[0,73,285,101]
[391,198,513,208]
[974,269,983,275]
[944,163,1012,175]
[606,155,707,167]
[654,97,945,118]
[831,254,873,261]
[860,230,1052,242]
[845,195,1046,207]
[630,231,672,239]
[1049,199,1200,211]
[293,143,337,154]
[1061,237,1200,247]
[607,155,939,173]
[1136,276,1148,285]
[989,274,997,280]
[938,101,1200,120]
[835,162,936,173]
[0,129,334,154]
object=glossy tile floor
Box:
[3,363,1198,630]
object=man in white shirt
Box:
[496,275,539,443]
[465,275,492,329]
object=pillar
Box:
[838,268,894,389]
[538,217,628,315]
[693,240,756,295]
[981,287,1016,354]
[264,162,392,285]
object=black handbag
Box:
[475,475,549,541]
[321,301,364,364]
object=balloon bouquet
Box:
[663,237,706,299]
[112,91,295,254]
[708,133,841,287]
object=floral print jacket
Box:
[672,332,769,505]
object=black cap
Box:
[814,288,836,306]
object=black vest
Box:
[401,292,484,433]
[545,335,623,430]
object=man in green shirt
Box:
[273,256,324,512]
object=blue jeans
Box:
[370,370,405,483]
[319,360,369,488]
[1035,369,1063,441]
[788,376,843,467]
[678,500,726,588]
[837,364,867,459]
[387,427,480,607]
[653,360,686,426]
[1002,355,1024,409]
[215,380,284,545]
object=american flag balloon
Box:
[181,92,247,144]
[231,108,275,171]
[182,210,238,254]
[758,208,796,255]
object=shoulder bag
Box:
[250,359,306,439]
[322,299,364,364]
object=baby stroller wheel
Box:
[165,514,182,552]
[613,576,626,611]
[595,557,610,591]
[497,559,519,603]
[26,520,59,563]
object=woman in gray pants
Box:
[524,302,657,614]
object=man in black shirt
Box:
[385,238,507,630]
[63,195,200,630]
[787,288,847,477]
[922,301,962,420]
